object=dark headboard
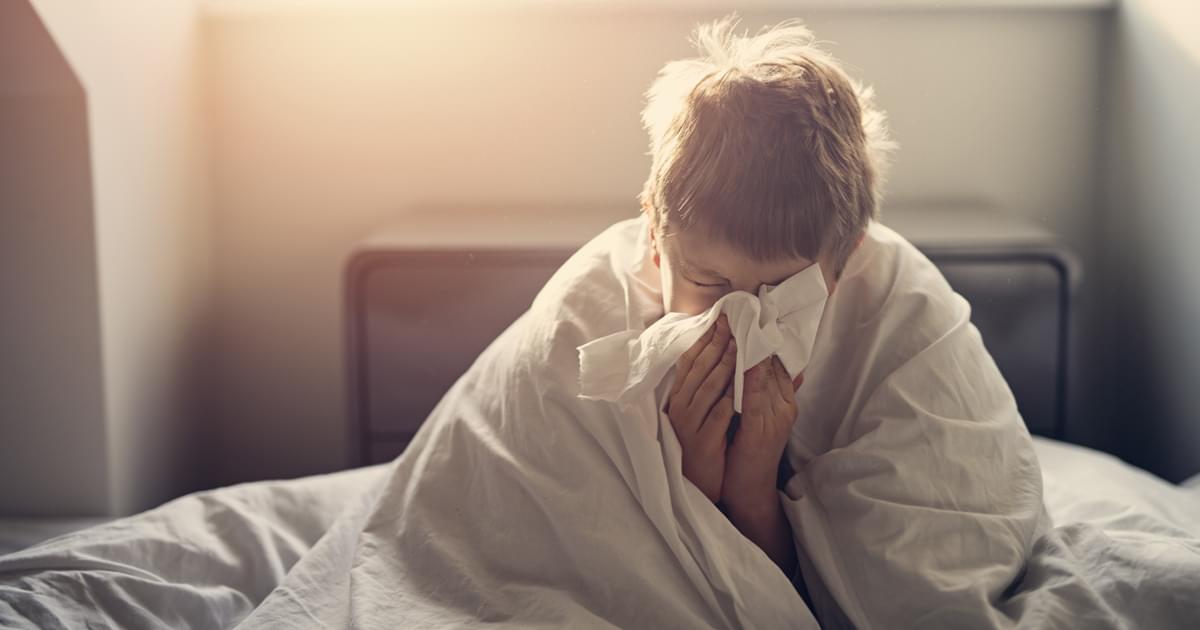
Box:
[345,208,1073,467]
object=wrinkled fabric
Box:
[5,216,1200,629]
[0,466,385,629]
[3,438,1200,629]
[578,261,827,413]
[293,216,821,629]
[773,216,1048,628]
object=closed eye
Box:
[685,275,727,289]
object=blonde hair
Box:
[639,15,896,276]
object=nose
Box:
[731,281,762,295]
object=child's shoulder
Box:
[855,220,963,310]
[832,220,971,357]
[533,217,648,319]
[515,217,652,360]
[464,219,646,399]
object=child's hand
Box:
[666,314,737,503]
[721,355,801,515]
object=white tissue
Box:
[578,263,828,414]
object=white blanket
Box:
[296,216,820,628]
[0,465,384,627]
[3,218,1200,629]
[247,216,1041,629]
[4,440,1199,628]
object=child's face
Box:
[649,223,834,315]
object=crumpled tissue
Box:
[578,263,828,413]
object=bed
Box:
[2,207,1198,628]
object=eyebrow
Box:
[681,250,807,287]
[676,254,727,281]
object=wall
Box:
[0,2,108,515]
[202,5,1110,486]
[10,0,1196,509]
[19,0,212,514]
[1099,0,1200,482]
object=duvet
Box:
[3,218,1199,629]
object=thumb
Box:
[792,370,805,392]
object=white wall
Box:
[0,2,108,515]
[1099,0,1200,482]
[25,0,212,514]
[202,5,1109,485]
[12,0,1195,508]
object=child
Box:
[621,15,1047,627]
[636,15,895,581]
[322,15,1047,630]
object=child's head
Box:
[640,16,895,314]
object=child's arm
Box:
[721,357,802,576]
[724,492,797,575]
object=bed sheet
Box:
[0,518,112,557]
[0,438,1197,628]
[0,465,385,627]
[1035,438,1200,533]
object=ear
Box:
[821,231,866,296]
[648,223,661,269]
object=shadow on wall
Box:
[0,0,108,515]
[3,0,213,516]
[1100,0,1200,482]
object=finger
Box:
[747,357,772,393]
[676,322,716,380]
[793,371,805,392]
[758,358,786,419]
[742,361,770,417]
[771,356,795,407]
[689,338,736,419]
[767,357,799,427]
[677,316,731,406]
[699,384,735,444]
[672,322,717,397]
